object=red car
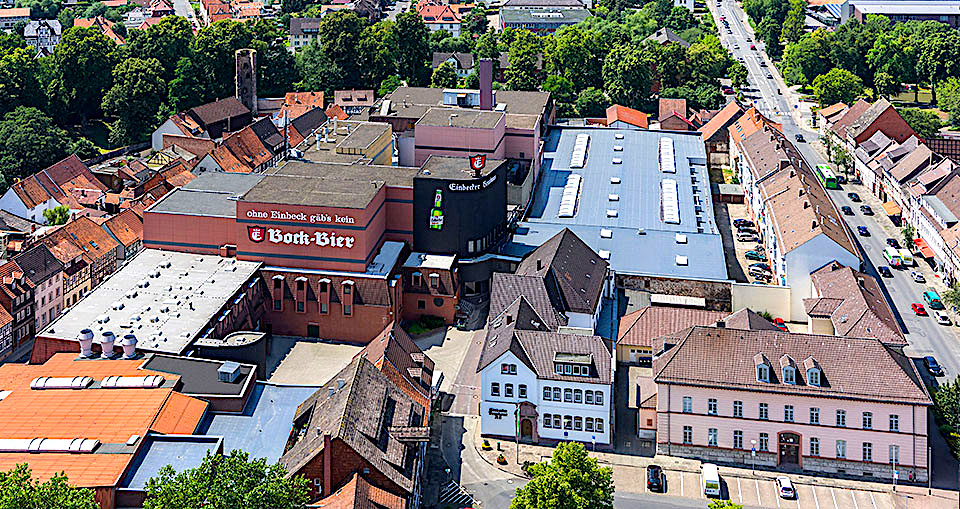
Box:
[773,318,787,331]
[912,303,927,316]
[750,44,756,50]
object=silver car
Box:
[935,311,952,326]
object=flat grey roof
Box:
[275,160,419,188]
[122,435,222,491]
[923,195,959,224]
[147,172,263,217]
[199,382,321,462]
[499,6,590,24]
[417,107,504,129]
[383,87,551,117]
[40,249,262,355]
[419,155,503,180]
[506,127,727,280]
[852,0,960,14]
[336,122,390,149]
[243,174,383,209]
[141,354,255,396]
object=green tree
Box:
[0,46,44,116]
[943,284,960,311]
[505,30,542,91]
[50,26,117,125]
[143,451,308,509]
[0,464,98,509]
[510,442,613,509]
[575,87,607,117]
[812,68,864,106]
[902,224,916,248]
[42,205,71,225]
[899,108,943,138]
[937,77,960,125]
[548,26,603,92]
[602,43,652,110]
[16,0,60,19]
[191,20,254,102]
[665,6,696,32]
[102,57,166,145]
[933,379,960,437]
[780,0,805,45]
[431,61,459,88]
[872,71,898,99]
[833,143,853,174]
[394,10,431,86]
[827,20,876,86]
[167,57,204,114]
[729,60,748,90]
[780,31,832,86]
[0,107,72,186]
[757,17,782,60]
[378,75,403,96]
[708,501,744,509]
[461,6,489,37]
[125,16,193,82]
[917,29,960,103]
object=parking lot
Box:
[715,200,770,284]
[612,467,895,509]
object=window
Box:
[491,382,500,396]
[297,301,304,312]
[574,390,582,403]
[585,391,594,404]
[889,414,900,432]
[429,274,439,288]
[501,363,517,375]
[417,300,426,309]
[564,416,572,430]
[297,280,304,292]
[757,364,769,382]
[586,417,594,432]
[595,392,603,405]
[810,437,820,456]
[543,387,551,400]
[519,384,527,398]
[543,414,552,428]
[733,430,743,449]
[759,403,769,420]
[412,273,422,287]
[505,384,514,397]
[807,368,821,386]
[555,364,563,374]
[564,365,572,375]
[319,281,328,293]
[553,387,561,400]
[836,409,846,427]
[862,412,872,430]
[273,279,282,290]
[810,407,820,425]
[707,398,718,415]
[564,389,572,402]
[343,285,352,295]
[574,416,582,431]
[682,426,693,444]
[836,440,846,459]
[273,299,281,310]
[784,405,794,423]
[889,444,900,465]
[759,433,769,451]
[596,419,603,433]
[782,366,796,384]
[320,302,328,314]
[682,396,692,413]
[343,304,352,316]
[733,400,743,418]
[708,428,718,447]
[862,442,873,462]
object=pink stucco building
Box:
[653,326,931,482]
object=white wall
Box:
[785,235,860,320]
[730,282,792,321]
[0,189,56,224]
[152,118,184,151]
[192,153,222,174]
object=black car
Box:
[886,238,900,248]
[647,465,664,492]
[794,133,805,142]
[733,219,754,228]
[860,205,873,215]
[924,356,944,376]
[836,174,847,184]
[857,226,869,236]
[878,266,893,277]
[848,192,861,202]
[841,205,853,215]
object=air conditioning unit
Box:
[217,361,243,383]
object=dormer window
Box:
[757,364,770,382]
[782,366,796,384]
[807,367,821,386]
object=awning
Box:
[882,201,902,216]
[914,238,935,258]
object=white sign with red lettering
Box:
[261,228,356,248]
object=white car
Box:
[775,476,795,499]
[935,311,952,326]
[912,271,925,283]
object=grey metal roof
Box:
[923,195,959,224]
[507,127,727,280]
[122,435,222,491]
[148,172,264,217]
[499,6,590,25]
[140,354,255,396]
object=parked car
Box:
[912,303,927,316]
[923,289,944,309]
[766,73,773,79]
[745,250,766,261]
[840,205,853,215]
[773,318,787,331]
[749,268,771,280]
[886,238,900,248]
[733,219,754,228]
[733,44,739,49]
[935,311,952,326]
[745,37,752,41]
[836,174,847,184]
[878,266,892,277]
[911,271,925,283]
[775,477,796,499]
[737,231,758,242]
[924,356,944,376]
[750,44,756,50]
[794,133,805,142]
[760,61,768,67]
[857,226,869,236]
[750,262,771,272]
[647,465,664,492]
[860,205,873,215]
[848,192,861,202]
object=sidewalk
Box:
[471,427,958,507]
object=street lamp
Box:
[750,440,757,474]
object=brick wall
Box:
[617,275,732,312]
[294,437,410,501]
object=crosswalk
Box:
[439,480,476,508]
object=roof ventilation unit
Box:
[675,233,687,244]
[598,250,611,260]
[675,255,689,266]
[612,158,622,164]
[606,209,618,218]
[218,361,243,383]
[615,133,624,140]
[121,334,137,359]
[610,177,621,184]
[613,145,623,151]
[101,375,165,389]
[600,229,612,238]
[608,194,619,201]
[570,133,590,168]
[100,331,117,358]
[77,329,95,358]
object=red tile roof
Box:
[102,209,143,248]
[658,98,688,122]
[74,16,125,44]
[11,155,108,210]
[284,91,324,118]
[699,100,743,141]
[605,104,649,129]
[618,306,726,348]
[417,2,460,22]
[210,126,274,173]
[308,472,405,509]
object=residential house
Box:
[604,104,649,130]
[13,245,62,332]
[699,100,744,170]
[152,97,252,151]
[149,0,174,16]
[123,6,147,28]
[431,52,474,78]
[0,305,13,360]
[285,107,327,147]
[23,19,61,55]
[200,0,231,25]
[280,357,427,505]
[643,28,690,47]
[194,118,284,174]
[42,236,89,309]
[0,7,29,30]
[74,16,125,45]
[912,170,960,280]
[400,253,459,325]
[817,102,848,131]
[334,89,375,115]
[658,98,694,131]
[653,326,931,482]
[418,1,461,36]
[288,17,321,51]
[282,91,324,119]
[0,261,33,350]
[617,306,726,365]
[881,142,941,215]
[804,261,904,343]
[843,97,916,149]
[732,114,859,320]
[0,154,108,224]
[356,322,437,423]
[42,216,120,289]
[101,209,144,260]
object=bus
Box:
[815,164,839,189]
[702,463,721,497]
[883,247,903,267]
[899,249,914,267]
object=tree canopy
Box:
[812,68,864,106]
[0,464,98,509]
[510,442,614,509]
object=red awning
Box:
[914,238,936,258]
[881,201,902,216]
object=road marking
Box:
[831,487,839,509]
[812,485,820,509]
[737,477,742,503]
[775,483,781,507]
[869,491,877,509]
[851,490,859,509]
[755,478,761,504]
[680,469,683,497]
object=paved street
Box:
[712,0,960,491]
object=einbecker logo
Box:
[248,225,265,243]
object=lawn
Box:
[891,88,934,105]
[65,119,112,150]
